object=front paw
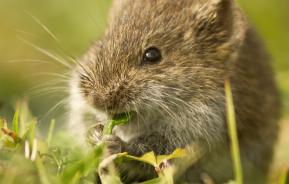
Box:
[102,135,124,155]
[86,123,104,146]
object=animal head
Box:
[73,0,247,142]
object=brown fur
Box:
[69,0,281,183]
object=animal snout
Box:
[93,81,131,114]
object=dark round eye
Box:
[142,47,162,64]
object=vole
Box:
[68,0,281,183]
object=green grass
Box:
[0,100,185,184]
[0,101,103,184]
[225,80,243,184]
[1,80,286,184]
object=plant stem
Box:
[225,80,243,184]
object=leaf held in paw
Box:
[103,112,134,135]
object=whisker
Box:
[14,28,38,37]
[24,11,84,68]
[18,37,72,69]
[27,88,68,97]
[28,72,70,80]
[6,59,52,65]
[25,80,69,97]
[40,98,68,121]
[25,11,60,43]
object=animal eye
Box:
[142,47,162,64]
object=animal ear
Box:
[193,0,247,56]
[194,0,234,34]
[212,0,234,29]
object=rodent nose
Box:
[105,90,124,111]
[92,96,119,115]
[93,82,130,114]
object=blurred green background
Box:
[0,0,288,173]
[0,0,111,122]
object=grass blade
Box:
[46,119,56,146]
[29,119,37,145]
[36,157,52,184]
[12,106,20,135]
[225,80,243,184]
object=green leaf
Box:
[156,148,187,165]
[12,106,20,135]
[98,152,128,184]
[18,99,33,137]
[121,148,187,169]
[103,112,134,135]
[36,157,53,184]
[159,166,174,184]
[61,146,103,184]
[123,151,157,167]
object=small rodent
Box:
[68,0,281,183]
